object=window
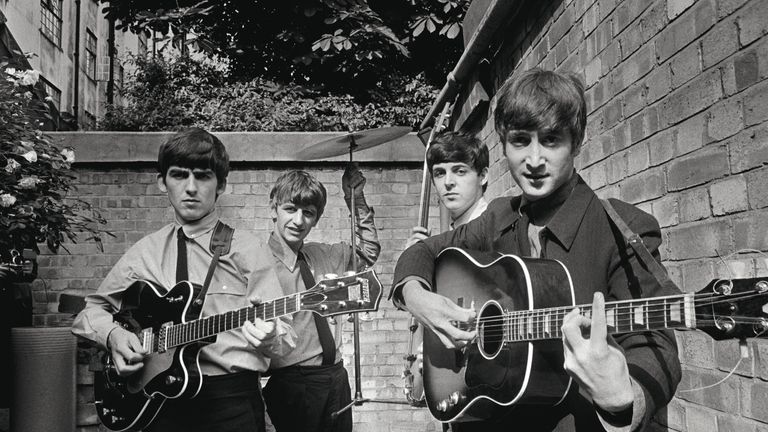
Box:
[40,77,62,109]
[40,0,63,46]
[115,64,125,90]
[85,30,97,81]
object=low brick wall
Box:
[33,131,445,432]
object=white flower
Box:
[18,176,42,189]
[21,150,37,162]
[0,193,17,208]
[20,70,40,86]
[61,148,75,163]
[5,159,20,173]
[4,68,16,76]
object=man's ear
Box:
[269,201,277,222]
[479,167,489,186]
[157,174,167,193]
[216,179,227,198]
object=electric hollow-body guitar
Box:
[94,269,382,431]
[423,247,768,423]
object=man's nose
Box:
[444,172,456,187]
[291,211,305,225]
[525,143,544,168]
[184,176,198,193]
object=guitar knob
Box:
[344,270,357,277]
[437,399,450,412]
[165,375,180,386]
[338,301,347,309]
[360,312,373,322]
[323,273,338,280]
[111,415,124,424]
[450,391,465,405]
[756,280,768,292]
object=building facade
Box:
[0,0,147,129]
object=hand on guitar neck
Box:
[405,226,431,249]
[561,292,634,415]
[242,296,294,356]
[402,280,476,349]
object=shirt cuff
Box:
[595,378,646,432]
[390,276,431,309]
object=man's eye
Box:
[433,171,445,178]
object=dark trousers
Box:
[145,371,265,432]
[263,362,352,432]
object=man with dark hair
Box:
[391,69,681,431]
[72,127,295,432]
[407,131,489,248]
[262,165,380,432]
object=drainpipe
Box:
[418,0,523,136]
[72,0,81,126]
[107,16,115,105]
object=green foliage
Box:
[101,55,437,132]
[0,66,111,255]
[100,0,469,91]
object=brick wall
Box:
[24,132,446,432]
[455,0,768,430]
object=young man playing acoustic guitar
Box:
[406,131,490,248]
[262,167,380,432]
[72,128,295,432]
[391,69,681,431]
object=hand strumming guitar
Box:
[106,326,148,376]
[402,279,476,349]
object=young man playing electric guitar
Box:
[262,167,380,432]
[72,128,295,432]
[391,69,682,431]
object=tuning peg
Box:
[347,314,355,323]
[359,312,373,322]
[329,317,337,325]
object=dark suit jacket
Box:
[392,175,681,432]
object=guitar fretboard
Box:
[151,294,301,351]
[498,293,696,342]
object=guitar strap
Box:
[600,199,678,295]
[187,221,234,318]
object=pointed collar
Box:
[175,209,219,240]
[537,174,595,251]
[268,231,299,271]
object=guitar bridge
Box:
[156,322,172,353]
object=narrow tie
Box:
[297,251,336,365]
[176,227,189,283]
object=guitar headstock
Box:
[696,277,768,340]
[301,269,383,317]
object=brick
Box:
[678,187,711,222]
[752,339,768,381]
[618,23,643,60]
[582,3,599,36]
[729,126,768,173]
[744,378,768,422]
[613,122,630,150]
[646,64,672,104]
[639,1,668,43]
[670,42,701,88]
[606,151,628,184]
[668,219,731,259]
[746,168,768,209]
[716,338,755,377]
[667,145,730,191]
[717,414,759,432]
[619,166,664,203]
[627,141,650,174]
[734,209,768,251]
[585,56,602,86]
[710,175,748,215]
[738,0,768,46]
[744,80,768,127]
[629,113,645,144]
[735,51,760,92]
[600,40,622,75]
[603,97,623,129]
[677,330,716,366]
[611,44,655,95]
[660,69,723,127]
[702,18,739,69]
[708,98,744,142]
[685,405,718,432]
[644,105,660,137]
[624,82,646,117]
[648,128,675,165]
[668,0,697,20]
[651,194,679,227]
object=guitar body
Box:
[424,248,575,422]
[95,281,208,431]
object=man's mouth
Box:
[524,173,547,181]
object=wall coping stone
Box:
[50,131,425,164]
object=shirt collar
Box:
[451,196,489,229]
[268,231,299,271]
[176,209,219,240]
[527,174,594,251]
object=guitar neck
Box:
[502,293,697,342]
[158,293,301,350]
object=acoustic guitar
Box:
[94,270,382,431]
[423,247,768,422]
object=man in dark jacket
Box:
[391,69,681,431]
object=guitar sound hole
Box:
[478,302,504,358]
